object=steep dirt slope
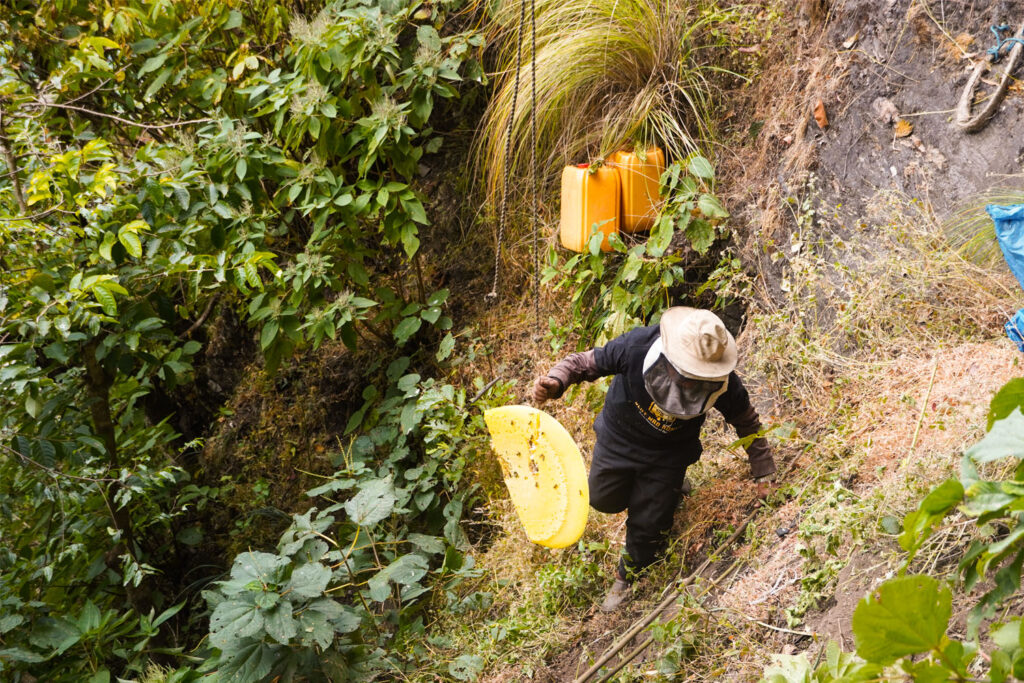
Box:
[510,0,1024,680]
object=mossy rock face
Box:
[195,341,368,556]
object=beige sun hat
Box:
[658,307,738,379]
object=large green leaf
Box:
[448,654,485,681]
[697,193,728,218]
[262,602,297,645]
[92,284,117,316]
[117,227,143,259]
[393,316,422,344]
[852,574,951,664]
[761,653,812,682]
[991,618,1024,653]
[308,599,361,634]
[217,639,279,682]
[367,553,428,602]
[229,551,289,587]
[286,562,332,599]
[899,478,963,552]
[966,409,1024,463]
[296,607,334,649]
[209,597,265,648]
[98,231,117,261]
[344,478,396,527]
[687,155,714,180]
[990,379,1024,430]
[962,481,1018,516]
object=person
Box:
[532,307,777,612]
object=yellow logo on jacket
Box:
[634,401,679,433]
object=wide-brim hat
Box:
[659,307,737,379]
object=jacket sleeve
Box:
[544,328,638,397]
[716,373,777,479]
[545,350,601,396]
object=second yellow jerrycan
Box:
[610,147,665,233]
[559,163,620,253]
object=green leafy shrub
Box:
[535,547,604,615]
[761,379,1024,682]
[543,156,728,346]
[200,370,499,679]
[0,0,486,678]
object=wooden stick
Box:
[573,510,756,683]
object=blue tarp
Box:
[989,204,1024,287]
[988,204,1024,351]
[1007,310,1024,352]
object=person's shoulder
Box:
[609,324,659,348]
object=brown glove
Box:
[532,376,564,405]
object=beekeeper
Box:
[532,307,777,612]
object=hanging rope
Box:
[489,0,541,332]
[487,0,527,300]
[530,0,539,330]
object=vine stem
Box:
[903,356,938,467]
[338,525,381,638]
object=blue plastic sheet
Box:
[989,204,1024,287]
[988,204,1024,351]
[1007,309,1024,352]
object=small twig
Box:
[905,356,939,462]
[28,99,214,131]
[2,442,118,483]
[470,377,501,404]
[711,607,817,637]
[179,295,218,339]
[0,205,66,222]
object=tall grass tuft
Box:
[475,0,729,205]
[942,187,1024,267]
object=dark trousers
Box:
[588,441,688,579]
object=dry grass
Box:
[474,0,731,207]
[943,187,1024,268]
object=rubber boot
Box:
[599,576,632,612]
[681,475,693,497]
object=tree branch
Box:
[1,442,118,483]
[28,99,214,131]
[179,295,218,339]
[0,106,28,213]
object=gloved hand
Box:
[532,376,563,406]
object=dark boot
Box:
[600,576,632,612]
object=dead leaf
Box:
[813,99,829,130]
[842,31,860,49]
[893,118,913,137]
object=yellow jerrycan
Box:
[559,163,620,253]
[483,405,589,548]
[610,147,665,233]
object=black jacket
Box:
[547,325,776,478]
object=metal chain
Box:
[530,0,539,330]
[488,0,527,299]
